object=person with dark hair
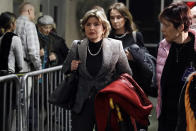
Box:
[107,1,155,117]
[107,2,154,96]
[157,2,196,131]
[62,8,132,131]
[108,2,140,46]
[0,12,23,75]
[0,11,24,131]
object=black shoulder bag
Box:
[48,41,80,109]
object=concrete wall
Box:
[64,0,80,47]
[39,0,70,46]
[13,0,40,21]
[0,0,13,13]
[40,0,81,47]
[65,0,115,47]
[40,0,115,48]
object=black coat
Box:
[109,32,154,96]
[50,32,69,65]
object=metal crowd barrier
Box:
[0,66,72,131]
[20,65,71,131]
[0,74,21,131]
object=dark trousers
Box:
[0,83,16,131]
[71,97,97,131]
[0,85,8,131]
[158,115,177,131]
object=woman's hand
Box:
[49,52,57,61]
[71,60,81,71]
[40,48,44,57]
[125,50,133,61]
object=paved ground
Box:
[148,96,158,131]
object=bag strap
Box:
[105,98,122,131]
[73,41,81,74]
[76,41,80,60]
[132,31,137,43]
[106,98,137,131]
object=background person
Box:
[191,6,196,29]
[107,2,154,97]
[37,15,69,67]
[107,3,158,131]
[15,2,41,72]
[37,15,58,68]
[157,2,196,131]
[50,25,69,65]
[0,11,24,131]
[36,15,69,129]
[0,12,23,75]
[14,2,41,131]
[62,8,132,131]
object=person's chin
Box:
[165,38,172,43]
[113,26,119,30]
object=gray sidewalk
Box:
[148,97,158,131]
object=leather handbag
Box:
[95,73,153,131]
[48,42,80,109]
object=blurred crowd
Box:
[0,1,196,131]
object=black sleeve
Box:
[58,38,69,65]
[189,76,196,118]
[127,44,153,95]
[50,33,69,65]
[136,32,144,47]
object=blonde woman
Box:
[62,8,132,131]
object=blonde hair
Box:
[19,2,34,14]
[80,9,111,38]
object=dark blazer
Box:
[62,37,132,113]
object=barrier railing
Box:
[20,65,71,131]
[0,66,72,131]
[0,74,21,131]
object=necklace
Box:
[87,43,102,56]
[114,32,128,39]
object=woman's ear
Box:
[178,24,184,32]
[10,21,16,31]
[27,9,31,15]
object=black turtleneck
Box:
[86,40,103,77]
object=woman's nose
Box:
[114,18,118,23]
[89,25,95,29]
[160,25,165,33]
